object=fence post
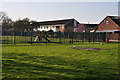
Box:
[93,32,95,43]
[59,32,62,43]
[31,31,32,44]
[71,32,74,43]
[103,32,106,42]
[6,32,8,44]
[13,31,16,45]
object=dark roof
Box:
[84,24,98,28]
[37,19,78,25]
[79,24,98,29]
[108,16,120,19]
[108,16,120,27]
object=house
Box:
[74,23,98,32]
[34,18,79,32]
[96,16,120,41]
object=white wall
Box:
[37,24,64,32]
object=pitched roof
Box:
[108,16,120,27]
[37,19,78,25]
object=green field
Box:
[2,42,119,79]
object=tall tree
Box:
[0,11,13,31]
[2,16,13,31]
[13,19,22,31]
[22,18,30,31]
[13,18,31,32]
[0,11,7,22]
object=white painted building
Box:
[37,24,65,32]
[33,18,79,32]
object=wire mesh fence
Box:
[1,31,106,44]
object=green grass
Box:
[2,42,119,79]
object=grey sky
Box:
[2,2,118,24]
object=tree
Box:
[2,16,13,31]
[13,18,31,32]
[0,11,6,31]
[1,12,38,32]
[0,11,13,31]
[22,18,30,31]
[30,20,39,30]
[0,11,7,22]
[13,19,23,31]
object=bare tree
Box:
[0,11,7,32]
[0,11,7,23]
[2,16,13,31]
[0,11,13,31]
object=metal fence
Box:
[1,31,106,44]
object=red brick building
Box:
[96,16,120,42]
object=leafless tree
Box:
[0,11,13,31]
[0,11,6,32]
[0,11,7,23]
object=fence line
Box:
[1,31,106,44]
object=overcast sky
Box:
[1,2,118,24]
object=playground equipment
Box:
[32,30,51,43]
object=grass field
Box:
[2,42,119,79]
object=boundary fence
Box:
[1,31,106,44]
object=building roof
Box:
[37,19,79,26]
[108,16,120,27]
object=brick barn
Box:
[96,16,120,42]
[34,18,79,32]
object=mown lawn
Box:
[2,42,119,79]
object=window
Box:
[56,26,60,28]
[62,26,64,29]
[106,21,109,25]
